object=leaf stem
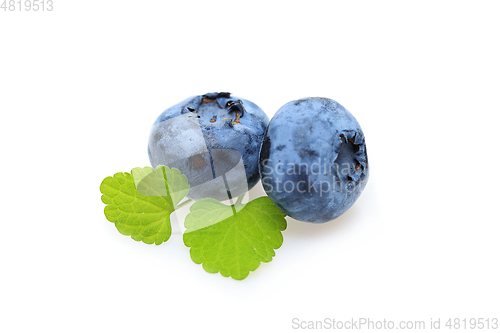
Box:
[176,199,193,210]
[229,195,244,215]
[235,195,245,207]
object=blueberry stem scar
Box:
[182,92,246,124]
[232,111,241,125]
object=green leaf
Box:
[183,196,287,280]
[100,166,189,245]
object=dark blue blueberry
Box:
[149,93,269,201]
[259,97,369,223]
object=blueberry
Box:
[148,92,269,201]
[259,97,369,222]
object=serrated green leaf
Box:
[100,165,189,245]
[183,197,287,280]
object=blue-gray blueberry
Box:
[149,92,269,201]
[259,97,369,222]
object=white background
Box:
[1,1,499,332]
